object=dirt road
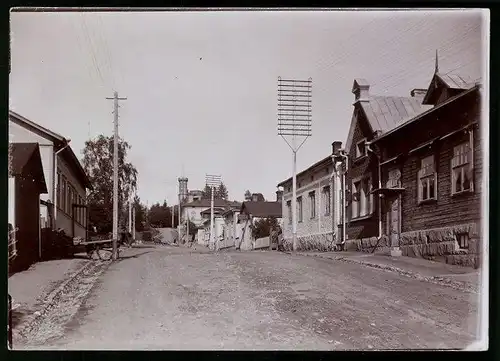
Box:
[25,245,479,350]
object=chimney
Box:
[352,79,370,102]
[332,141,342,156]
[410,88,427,102]
[276,190,283,203]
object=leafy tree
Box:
[148,200,176,228]
[133,195,147,232]
[244,190,252,201]
[250,217,279,239]
[82,134,138,234]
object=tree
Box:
[202,182,229,200]
[216,183,228,200]
[82,134,138,234]
[148,200,173,228]
[250,217,279,240]
[244,190,252,201]
[133,195,147,232]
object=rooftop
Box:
[240,201,282,218]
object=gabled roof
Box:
[200,207,226,215]
[183,198,241,208]
[10,142,48,194]
[422,72,480,105]
[345,93,432,152]
[372,84,480,144]
[240,201,282,218]
[359,96,433,134]
[9,111,93,190]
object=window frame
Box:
[355,138,367,159]
[309,191,316,219]
[286,200,292,224]
[417,155,438,203]
[451,142,473,195]
[297,196,303,223]
[323,185,331,216]
[61,176,67,212]
[351,176,373,220]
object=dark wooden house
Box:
[343,78,431,243]
[371,70,482,267]
[9,143,48,273]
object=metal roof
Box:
[360,95,433,133]
[437,73,477,90]
[372,85,480,144]
[240,201,282,218]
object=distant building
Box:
[237,201,282,250]
[183,198,241,228]
[187,189,203,203]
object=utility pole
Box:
[128,193,132,234]
[106,91,127,261]
[277,77,312,253]
[206,174,221,251]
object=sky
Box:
[9,9,487,207]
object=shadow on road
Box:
[131,244,157,249]
[118,251,153,260]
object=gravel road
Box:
[28,246,479,350]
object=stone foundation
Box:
[344,236,390,254]
[282,232,335,252]
[398,223,481,267]
[342,223,481,268]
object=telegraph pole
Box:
[277,77,312,253]
[206,174,221,251]
[106,91,127,261]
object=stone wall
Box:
[344,222,481,268]
[282,232,336,252]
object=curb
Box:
[286,251,478,294]
[14,260,97,336]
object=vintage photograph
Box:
[8,8,489,350]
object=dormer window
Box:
[356,139,367,158]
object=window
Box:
[418,155,437,202]
[286,200,292,224]
[61,177,67,212]
[297,197,303,222]
[309,191,316,218]
[323,186,331,215]
[451,142,473,194]
[77,195,82,224]
[57,171,62,208]
[352,181,361,218]
[457,233,469,249]
[66,186,73,216]
[351,177,373,219]
[356,139,367,158]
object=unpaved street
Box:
[27,245,479,350]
